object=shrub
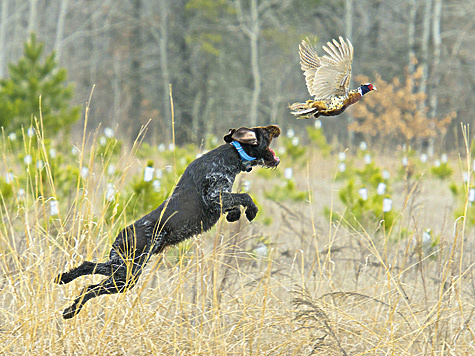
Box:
[0,33,80,135]
[349,69,455,148]
[264,178,307,203]
[327,155,398,234]
[430,162,452,180]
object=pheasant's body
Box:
[290,89,363,119]
[290,36,376,119]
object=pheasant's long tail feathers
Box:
[289,102,318,119]
[289,102,307,111]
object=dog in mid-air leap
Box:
[55,125,281,319]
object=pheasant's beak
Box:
[372,85,377,91]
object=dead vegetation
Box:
[0,126,473,355]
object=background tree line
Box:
[0,0,472,151]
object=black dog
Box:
[55,125,281,319]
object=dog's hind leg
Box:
[62,275,136,319]
[61,253,149,319]
[54,260,113,285]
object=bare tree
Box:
[345,0,353,42]
[145,0,171,140]
[419,0,433,97]
[345,0,354,144]
[0,0,9,77]
[429,0,442,119]
[128,0,144,136]
[28,0,37,33]
[158,0,170,139]
[427,0,443,155]
[54,0,68,63]
[407,0,417,80]
[234,0,261,127]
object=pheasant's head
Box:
[358,83,377,96]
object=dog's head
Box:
[224,125,281,169]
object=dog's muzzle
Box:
[264,148,280,169]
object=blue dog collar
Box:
[231,141,256,162]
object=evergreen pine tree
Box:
[0,33,80,134]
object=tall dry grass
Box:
[0,114,473,355]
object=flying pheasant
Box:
[289,36,376,119]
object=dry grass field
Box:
[0,126,474,355]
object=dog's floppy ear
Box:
[223,127,258,145]
[223,129,237,143]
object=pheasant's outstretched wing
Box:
[299,36,353,100]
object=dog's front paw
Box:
[226,208,241,222]
[245,204,258,222]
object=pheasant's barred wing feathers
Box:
[299,39,321,97]
[299,38,320,69]
[299,36,354,100]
